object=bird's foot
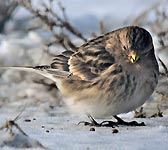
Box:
[78,114,119,127]
[78,114,103,127]
[78,114,145,127]
[113,115,145,126]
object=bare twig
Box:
[16,0,86,51]
[156,44,168,51]
[0,0,18,32]
[134,107,146,118]
[150,106,163,118]
[158,57,168,78]
[132,2,168,53]
[0,120,27,136]
[91,21,106,38]
[99,21,105,35]
[132,3,159,26]
[0,108,27,136]
[58,1,68,22]
[156,90,168,99]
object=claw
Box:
[113,115,145,126]
[78,115,145,127]
[78,114,101,127]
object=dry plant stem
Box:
[132,2,168,52]
[156,90,168,99]
[132,3,159,26]
[16,0,87,51]
[158,57,168,78]
[0,108,27,136]
[0,120,27,136]
[134,107,146,118]
[91,21,106,38]
[0,0,18,32]
[150,106,163,118]
[99,21,105,34]
[157,44,168,51]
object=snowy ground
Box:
[0,0,168,150]
[0,110,168,150]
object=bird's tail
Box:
[0,65,71,82]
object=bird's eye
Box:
[123,46,127,50]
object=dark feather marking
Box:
[50,50,74,71]
[50,48,75,71]
[124,74,136,99]
[52,58,67,64]
[53,55,67,61]
[62,51,74,57]
[33,65,50,70]
[96,65,123,90]
[50,63,69,71]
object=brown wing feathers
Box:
[50,33,116,81]
[51,51,74,71]
[68,45,115,80]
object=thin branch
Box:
[0,108,27,136]
[0,0,18,32]
[16,0,86,51]
[158,57,168,78]
[99,21,105,34]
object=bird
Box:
[0,26,159,127]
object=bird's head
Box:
[119,26,154,64]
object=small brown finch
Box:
[1,26,159,126]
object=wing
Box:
[51,37,118,81]
[0,32,122,82]
[50,28,129,81]
[50,32,122,81]
[68,45,116,80]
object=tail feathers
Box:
[0,65,71,82]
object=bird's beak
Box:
[128,51,139,63]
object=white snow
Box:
[0,111,168,150]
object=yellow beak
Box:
[128,51,139,63]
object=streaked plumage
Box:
[0,26,159,118]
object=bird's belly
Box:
[59,71,158,118]
[63,83,155,118]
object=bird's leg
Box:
[78,114,145,127]
[100,116,145,126]
[78,114,117,127]
[78,114,102,127]
[113,115,145,126]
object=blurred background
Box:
[0,0,168,117]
